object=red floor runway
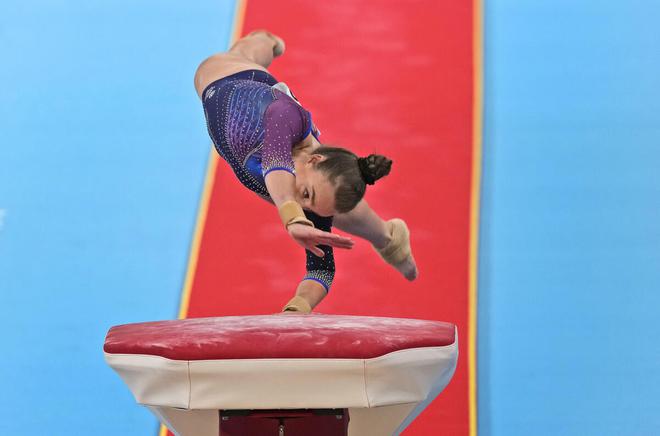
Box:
[172,0,479,434]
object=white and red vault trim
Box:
[105,314,458,435]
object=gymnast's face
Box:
[294,154,337,217]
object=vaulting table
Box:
[104,314,458,435]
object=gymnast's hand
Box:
[287,223,355,257]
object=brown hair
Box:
[313,146,392,213]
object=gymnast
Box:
[194,30,418,313]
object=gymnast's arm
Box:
[262,99,352,256]
[294,211,335,307]
[264,164,351,256]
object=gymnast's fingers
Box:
[313,230,354,247]
[308,245,325,257]
[320,237,354,249]
[329,233,354,246]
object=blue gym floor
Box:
[0,1,236,433]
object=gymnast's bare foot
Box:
[396,253,419,281]
[247,29,286,57]
[385,248,418,281]
[374,219,419,281]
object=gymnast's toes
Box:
[272,34,286,57]
[400,255,419,281]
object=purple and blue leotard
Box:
[201,69,335,292]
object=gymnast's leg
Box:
[333,200,419,280]
[193,30,285,97]
[228,30,285,66]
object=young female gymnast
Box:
[194,30,418,313]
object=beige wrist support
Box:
[282,295,312,313]
[375,218,412,265]
[278,200,314,229]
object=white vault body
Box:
[104,314,458,435]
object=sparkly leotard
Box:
[201,70,335,292]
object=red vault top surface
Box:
[103,314,456,360]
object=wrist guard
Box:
[282,295,312,314]
[278,200,314,229]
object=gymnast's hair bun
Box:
[357,154,393,185]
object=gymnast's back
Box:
[200,69,318,200]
